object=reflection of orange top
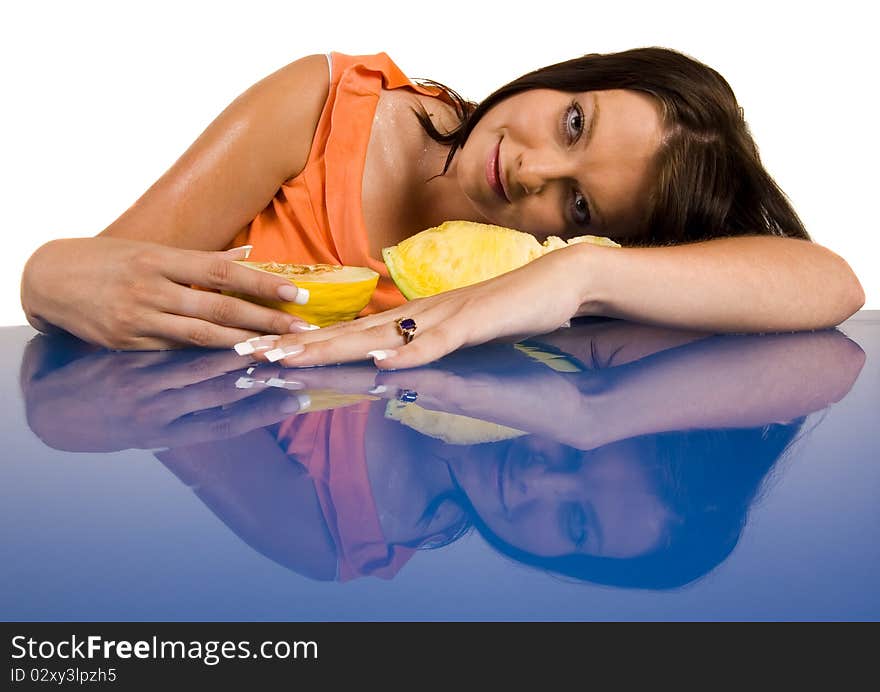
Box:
[229,52,445,314]
[278,402,417,582]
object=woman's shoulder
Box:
[327,51,461,134]
[327,51,410,83]
[327,51,448,100]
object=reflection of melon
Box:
[513,342,584,373]
[383,221,619,299]
[297,389,378,413]
[227,262,378,327]
[385,400,525,445]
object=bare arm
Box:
[98,53,329,249]
[577,235,865,332]
[246,232,865,370]
[21,54,330,348]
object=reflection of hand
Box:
[534,319,711,370]
[243,362,382,396]
[242,246,586,369]
[22,236,312,349]
[373,363,591,447]
[364,328,866,451]
[21,343,310,452]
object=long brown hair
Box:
[414,48,809,245]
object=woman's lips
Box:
[486,140,509,203]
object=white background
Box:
[2,0,877,326]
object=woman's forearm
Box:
[576,236,865,332]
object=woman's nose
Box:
[505,462,580,511]
[516,150,568,197]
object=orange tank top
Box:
[229,52,446,315]
[278,402,417,582]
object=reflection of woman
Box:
[20,322,865,588]
[60,323,857,589]
[21,50,863,364]
[139,401,806,586]
[164,406,800,587]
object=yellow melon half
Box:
[228,262,379,327]
[382,220,620,299]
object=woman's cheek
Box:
[516,206,564,239]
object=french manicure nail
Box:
[265,344,305,362]
[277,284,310,305]
[234,335,280,355]
[235,377,255,389]
[289,321,320,332]
[228,244,253,258]
[266,377,304,390]
[368,349,398,361]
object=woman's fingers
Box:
[243,307,468,370]
[166,248,309,307]
[256,324,402,366]
[142,312,260,349]
[368,325,465,370]
[167,282,307,339]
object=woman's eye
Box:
[564,101,585,143]
[565,503,588,547]
[570,191,591,227]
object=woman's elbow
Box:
[851,275,866,312]
[20,240,56,326]
[835,257,865,324]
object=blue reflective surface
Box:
[1,315,878,621]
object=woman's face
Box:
[449,436,674,558]
[454,88,664,242]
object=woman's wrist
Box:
[567,241,613,318]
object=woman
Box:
[20,49,864,368]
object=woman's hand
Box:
[241,246,589,370]
[22,236,314,350]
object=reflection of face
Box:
[450,436,673,559]
[453,88,663,242]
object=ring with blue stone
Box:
[395,317,417,344]
[397,389,418,403]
